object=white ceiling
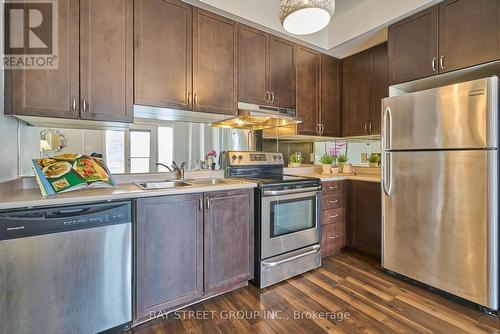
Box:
[185,0,442,58]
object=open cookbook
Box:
[32,154,116,196]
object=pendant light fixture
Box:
[280,0,336,35]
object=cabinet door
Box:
[5,0,79,119]
[320,55,342,137]
[388,6,438,85]
[296,46,320,136]
[193,9,238,115]
[269,36,295,109]
[135,194,203,320]
[342,50,371,137]
[346,181,382,258]
[370,43,388,135]
[439,0,500,73]
[134,0,192,110]
[80,0,133,122]
[238,25,268,105]
[204,189,253,295]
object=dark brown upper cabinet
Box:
[342,49,371,137]
[320,55,342,137]
[296,46,321,136]
[388,6,438,85]
[438,0,500,74]
[389,1,500,84]
[134,0,193,110]
[269,36,295,108]
[5,0,80,119]
[80,0,133,122]
[6,0,133,123]
[370,43,389,135]
[238,26,295,108]
[193,9,238,115]
[343,43,388,137]
[238,25,269,105]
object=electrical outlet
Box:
[361,153,368,163]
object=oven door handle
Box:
[263,186,322,196]
[262,245,321,267]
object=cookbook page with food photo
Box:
[32,154,116,196]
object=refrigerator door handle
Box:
[383,106,392,150]
[382,152,392,197]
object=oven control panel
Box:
[227,151,284,166]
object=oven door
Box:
[261,188,321,259]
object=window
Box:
[157,126,174,171]
[130,130,151,173]
[105,130,125,174]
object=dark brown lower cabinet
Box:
[204,190,254,295]
[135,194,204,320]
[346,181,382,258]
[135,189,254,322]
[321,181,346,257]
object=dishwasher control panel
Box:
[0,201,131,241]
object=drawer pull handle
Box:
[328,186,338,190]
[330,214,339,219]
[330,235,340,240]
[329,200,338,204]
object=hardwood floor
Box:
[130,251,500,334]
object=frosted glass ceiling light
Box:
[280,0,335,35]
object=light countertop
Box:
[299,173,381,183]
[0,180,257,211]
[0,167,380,211]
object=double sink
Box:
[135,178,241,190]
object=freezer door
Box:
[382,77,498,151]
[382,150,498,309]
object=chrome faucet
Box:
[156,162,172,172]
[171,161,186,180]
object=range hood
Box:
[210,102,302,130]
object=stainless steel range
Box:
[224,151,322,288]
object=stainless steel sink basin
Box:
[185,178,240,185]
[135,180,192,190]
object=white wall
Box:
[0,0,21,183]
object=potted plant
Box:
[289,152,303,168]
[368,153,381,167]
[337,154,348,170]
[319,154,335,174]
[205,150,217,170]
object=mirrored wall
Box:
[19,120,253,176]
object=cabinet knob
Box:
[432,57,437,72]
[439,55,444,70]
[270,91,275,103]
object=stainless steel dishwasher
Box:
[0,201,132,334]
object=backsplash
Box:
[314,139,381,166]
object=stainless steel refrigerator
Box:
[382,76,499,310]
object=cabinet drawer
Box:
[322,208,345,225]
[321,223,345,257]
[322,181,344,195]
[322,194,345,210]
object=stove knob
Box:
[231,155,237,161]
[238,155,243,161]
[273,155,277,161]
[277,156,282,160]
